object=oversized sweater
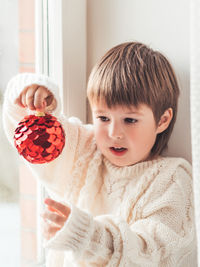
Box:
[2,73,197,267]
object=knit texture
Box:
[2,73,197,267]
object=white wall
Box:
[87,0,191,162]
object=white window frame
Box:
[47,0,87,121]
[35,0,86,265]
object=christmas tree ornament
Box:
[14,111,65,164]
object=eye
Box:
[97,116,109,122]
[124,118,138,124]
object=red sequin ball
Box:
[14,113,65,164]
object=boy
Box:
[3,42,197,266]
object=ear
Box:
[156,108,173,134]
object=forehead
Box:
[91,101,152,116]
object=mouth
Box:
[109,147,127,156]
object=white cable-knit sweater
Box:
[2,73,197,267]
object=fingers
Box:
[41,219,61,240]
[14,84,56,112]
[41,198,71,241]
[25,85,39,110]
[16,84,38,109]
[44,198,71,218]
[34,87,52,110]
[41,209,66,227]
[48,205,58,213]
[14,97,25,108]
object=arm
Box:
[2,73,94,199]
[43,165,196,266]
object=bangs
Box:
[87,43,157,109]
[88,62,150,108]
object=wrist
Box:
[44,204,94,256]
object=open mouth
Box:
[110,147,127,156]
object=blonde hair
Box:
[87,42,180,157]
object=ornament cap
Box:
[35,111,45,117]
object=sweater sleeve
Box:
[2,73,95,199]
[44,164,196,266]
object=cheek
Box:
[94,125,107,144]
[140,128,158,149]
[128,125,157,147]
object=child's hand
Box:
[41,198,71,241]
[14,84,57,112]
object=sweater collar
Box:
[103,156,164,179]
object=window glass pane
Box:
[0,1,20,267]
[0,0,37,266]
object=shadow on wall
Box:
[0,92,19,202]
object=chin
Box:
[112,162,126,167]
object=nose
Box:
[108,121,124,140]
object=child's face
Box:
[91,102,160,167]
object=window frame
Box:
[34,0,87,264]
